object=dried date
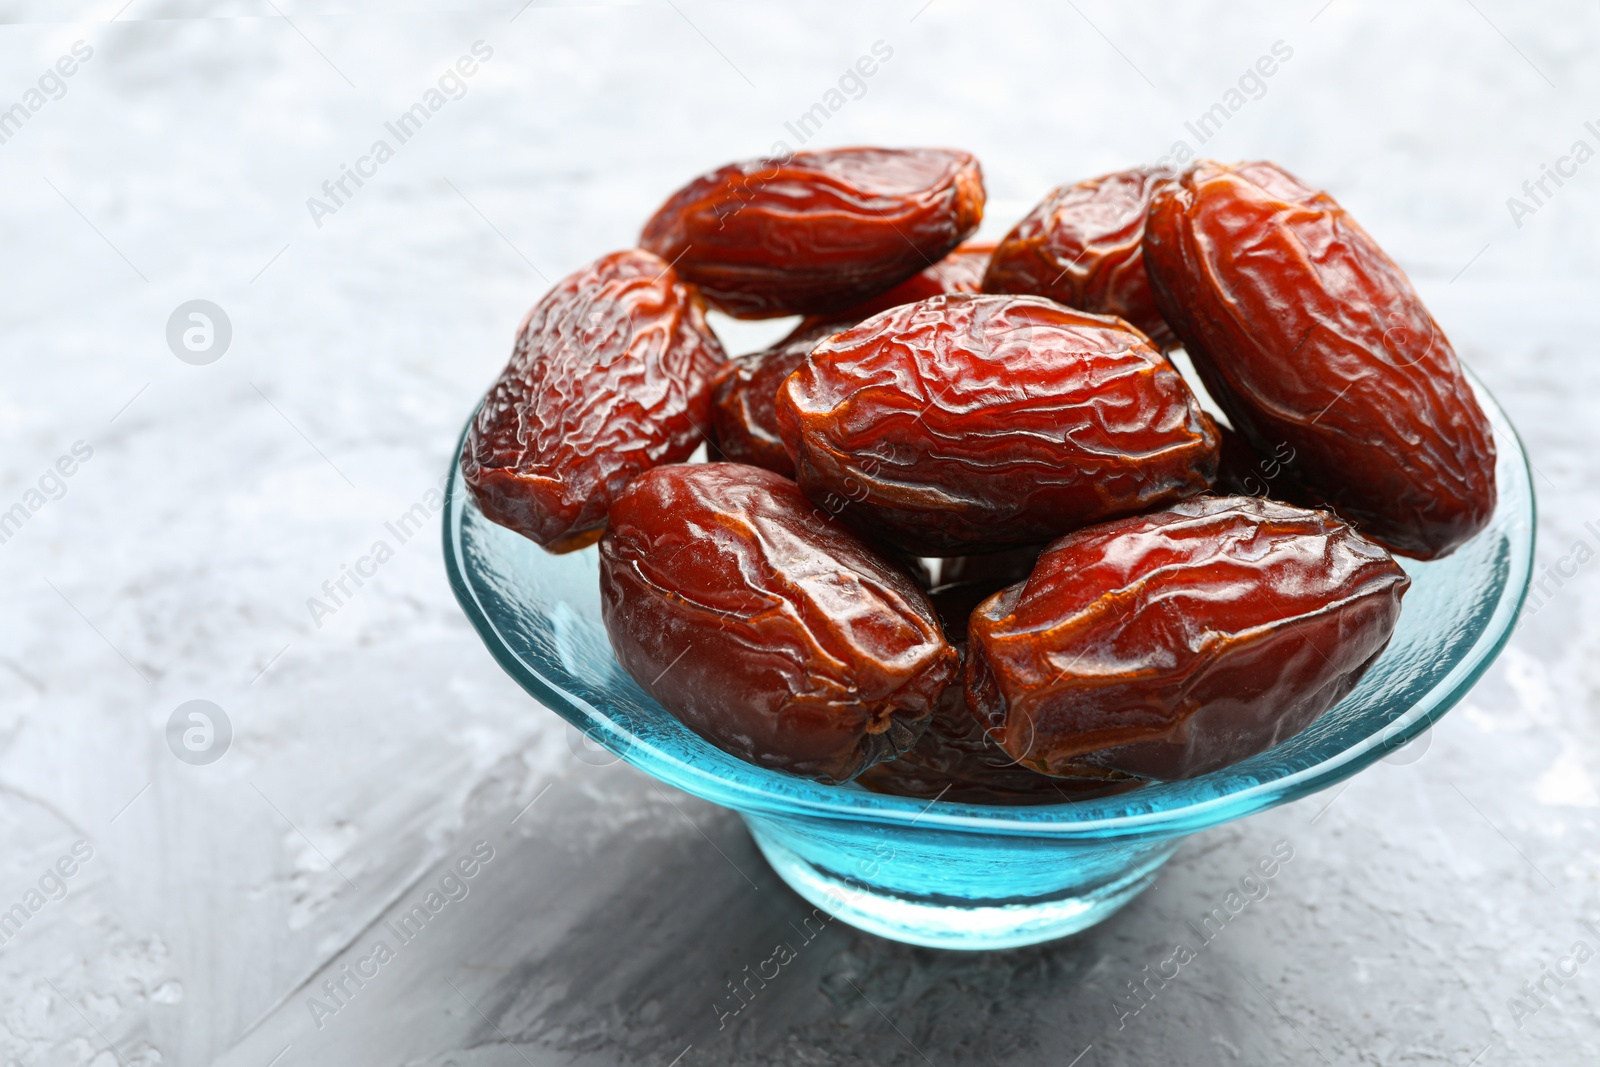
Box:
[461,249,726,552]
[599,463,958,784]
[718,242,1000,476]
[708,321,840,478]
[640,147,985,318]
[858,580,1144,805]
[966,495,1410,780]
[983,168,1175,347]
[1143,160,1496,559]
[774,293,1220,555]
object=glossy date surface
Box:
[462,249,725,552]
[599,463,958,785]
[984,168,1175,347]
[640,147,985,319]
[966,495,1410,781]
[1143,159,1496,559]
[775,293,1220,555]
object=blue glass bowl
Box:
[444,371,1533,950]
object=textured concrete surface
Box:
[1,1,1597,1064]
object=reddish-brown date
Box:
[640,147,985,319]
[858,580,1144,805]
[707,321,840,479]
[774,293,1220,555]
[461,250,726,552]
[966,495,1410,781]
[598,463,958,784]
[719,242,1000,473]
[984,168,1175,347]
[1144,160,1496,559]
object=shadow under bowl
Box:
[444,370,1533,950]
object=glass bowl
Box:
[443,371,1533,950]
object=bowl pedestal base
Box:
[747,815,1179,951]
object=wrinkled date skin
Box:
[640,147,985,319]
[708,321,840,479]
[858,581,1144,805]
[966,495,1410,781]
[775,293,1220,555]
[462,249,726,552]
[599,463,958,784]
[983,168,1175,348]
[1144,160,1496,559]
[710,243,1000,474]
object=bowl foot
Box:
[748,824,1177,951]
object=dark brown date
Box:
[858,581,1144,805]
[774,293,1220,555]
[707,321,840,478]
[934,544,1046,591]
[1213,425,1302,500]
[983,168,1175,347]
[639,147,985,319]
[966,495,1409,780]
[1144,160,1496,559]
[856,690,1143,804]
[598,463,958,784]
[462,249,725,552]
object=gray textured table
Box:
[2,2,1597,1064]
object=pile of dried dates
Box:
[462,147,1495,803]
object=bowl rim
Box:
[445,368,1534,840]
